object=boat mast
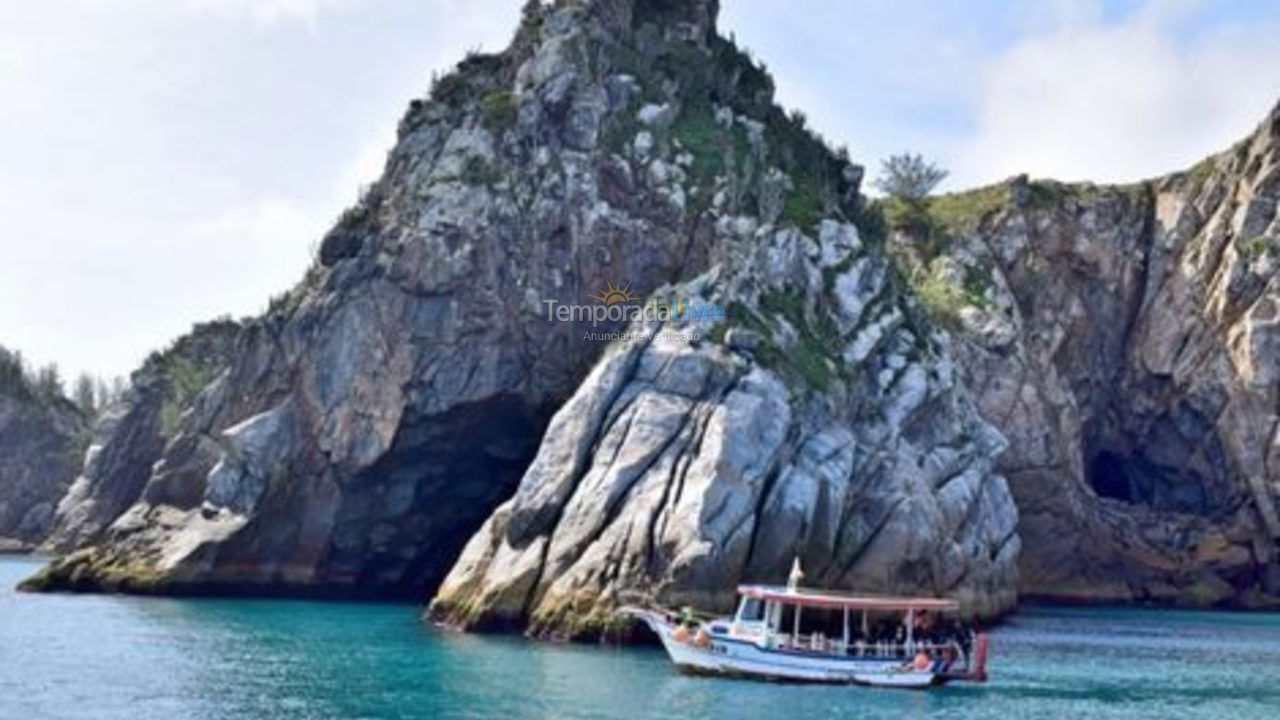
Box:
[788,557,803,646]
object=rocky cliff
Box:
[24,0,1019,621]
[40,319,241,553]
[0,348,87,550]
[892,102,1280,607]
[26,0,752,597]
[428,226,1019,638]
[23,0,1278,630]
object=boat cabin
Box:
[723,585,966,659]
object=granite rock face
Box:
[28,0,1018,621]
[898,103,1280,607]
[27,0,747,597]
[429,220,1019,638]
[29,0,1274,628]
[0,352,87,549]
[40,320,241,553]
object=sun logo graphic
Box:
[588,280,638,305]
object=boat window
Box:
[779,604,846,639]
[737,598,766,622]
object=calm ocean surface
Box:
[3,555,1279,720]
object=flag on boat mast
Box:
[787,556,804,591]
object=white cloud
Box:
[955,1,1280,186]
[186,0,346,28]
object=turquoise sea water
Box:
[3,555,1280,719]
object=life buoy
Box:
[912,651,931,671]
[695,629,711,648]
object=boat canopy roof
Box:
[737,585,960,612]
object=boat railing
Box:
[764,633,969,664]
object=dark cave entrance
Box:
[1088,450,1134,503]
[319,392,548,600]
[1083,408,1224,514]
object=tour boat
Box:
[619,566,989,688]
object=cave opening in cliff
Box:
[1083,404,1225,514]
[1088,450,1135,503]
[322,393,546,600]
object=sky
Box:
[1,0,1278,383]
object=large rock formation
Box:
[40,319,241,553]
[428,219,1019,638]
[23,0,1276,631]
[894,102,1280,607]
[25,0,1018,622]
[0,347,87,550]
[26,0,771,597]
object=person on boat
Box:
[959,621,976,657]
[940,642,959,672]
[846,627,866,657]
[912,650,932,671]
[927,617,954,646]
[677,606,693,625]
[875,620,898,655]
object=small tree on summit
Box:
[0,346,26,395]
[875,153,948,238]
[874,153,948,200]
[34,363,63,401]
[73,373,97,416]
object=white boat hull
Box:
[624,609,941,689]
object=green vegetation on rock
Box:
[755,288,843,391]
[962,259,995,306]
[461,156,502,186]
[930,183,1009,231]
[911,268,969,332]
[781,173,824,232]
[1186,154,1217,188]
[876,154,952,255]
[671,102,724,185]
[479,89,516,131]
[1236,235,1269,261]
[143,319,241,439]
[158,354,218,438]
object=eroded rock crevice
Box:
[910,106,1280,606]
